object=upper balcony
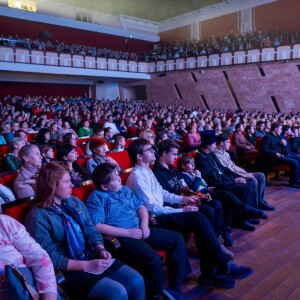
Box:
[1,44,300,80]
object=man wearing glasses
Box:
[126,138,252,289]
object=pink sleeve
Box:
[7,217,58,295]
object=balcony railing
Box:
[1,44,300,74]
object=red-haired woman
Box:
[24,161,144,300]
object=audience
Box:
[86,162,191,300]
[24,161,145,300]
[127,138,252,288]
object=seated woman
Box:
[78,120,93,138]
[13,144,42,199]
[40,144,55,165]
[186,122,201,151]
[244,125,257,147]
[24,161,144,300]
[4,137,25,171]
[87,138,120,175]
[234,123,257,154]
[85,127,108,157]
[62,132,84,157]
[86,163,191,300]
[58,121,77,141]
[35,128,56,148]
[58,144,90,187]
[0,214,57,300]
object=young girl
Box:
[24,161,144,300]
[112,135,126,152]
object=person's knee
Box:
[87,278,128,300]
[199,205,215,221]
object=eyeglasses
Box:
[147,135,155,139]
[141,146,155,154]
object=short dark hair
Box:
[216,133,230,145]
[58,144,75,161]
[92,163,117,190]
[282,125,290,134]
[128,138,150,166]
[235,122,243,132]
[157,139,179,157]
[271,122,281,131]
[257,120,265,126]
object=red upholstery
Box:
[107,142,114,151]
[119,168,133,185]
[2,172,18,189]
[127,126,138,138]
[77,157,90,168]
[229,134,235,146]
[0,145,9,156]
[125,139,135,149]
[107,151,131,170]
[72,183,96,202]
[27,132,37,143]
[76,137,90,145]
[2,199,31,223]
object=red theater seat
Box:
[107,151,131,170]
[72,183,96,202]
[2,198,32,223]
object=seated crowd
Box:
[2,26,300,64]
[2,95,300,299]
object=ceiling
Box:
[50,0,223,22]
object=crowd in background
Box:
[0,34,138,60]
[2,94,300,299]
[1,27,300,62]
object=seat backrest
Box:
[77,157,90,168]
[76,137,90,146]
[2,172,18,189]
[72,183,96,202]
[107,150,131,170]
[0,145,9,156]
[27,132,37,143]
[119,167,133,185]
[127,126,138,138]
[2,198,32,223]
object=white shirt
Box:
[126,165,183,215]
[103,121,120,135]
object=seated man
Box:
[152,139,233,256]
[86,163,191,300]
[261,122,300,186]
[195,131,266,211]
[254,120,266,138]
[214,133,275,211]
[126,138,253,288]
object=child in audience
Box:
[87,137,120,174]
[24,161,144,300]
[86,163,191,300]
[112,135,126,152]
[178,154,211,193]
[40,144,55,165]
